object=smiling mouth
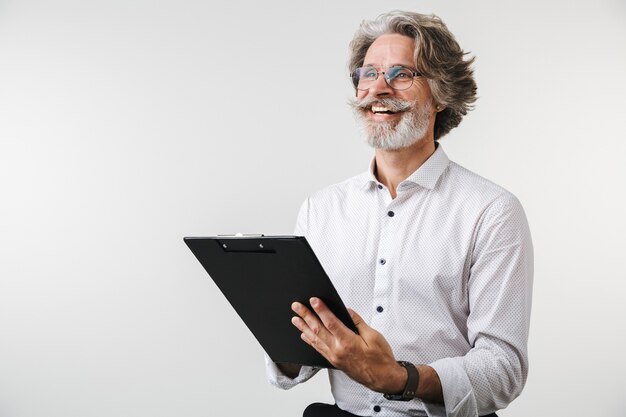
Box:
[371,105,400,115]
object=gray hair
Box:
[348,11,477,140]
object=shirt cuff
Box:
[264,353,320,390]
[423,358,477,417]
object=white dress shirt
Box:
[265,145,533,417]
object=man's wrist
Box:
[414,365,444,405]
[389,361,408,394]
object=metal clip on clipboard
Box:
[216,234,275,253]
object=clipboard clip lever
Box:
[216,235,275,253]
[217,233,265,237]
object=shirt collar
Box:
[359,143,450,191]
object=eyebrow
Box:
[362,63,417,71]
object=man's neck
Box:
[374,138,436,199]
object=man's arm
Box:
[264,354,320,390]
[291,298,444,405]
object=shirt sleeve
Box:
[264,197,322,389]
[264,353,321,389]
[423,193,534,417]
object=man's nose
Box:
[367,73,394,97]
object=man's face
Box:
[351,33,437,150]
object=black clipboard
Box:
[184,235,357,368]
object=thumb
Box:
[348,308,370,334]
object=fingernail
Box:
[310,297,318,307]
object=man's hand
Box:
[291,297,406,394]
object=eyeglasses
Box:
[350,66,421,91]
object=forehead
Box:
[363,33,416,67]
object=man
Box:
[265,10,533,417]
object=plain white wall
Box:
[1,0,625,416]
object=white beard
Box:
[353,99,434,151]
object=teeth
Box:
[372,105,392,113]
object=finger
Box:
[348,308,363,327]
[348,308,392,353]
[292,301,333,346]
[291,315,333,359]
[310,297,352,339]
[290,315,306,332]
[348,308,372,336]
[291,314,321,337]
[291,301,310,319]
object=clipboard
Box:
[184,235,357,368]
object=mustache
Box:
[348,96,414,113]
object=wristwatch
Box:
[383,361,419,401]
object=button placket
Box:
[372,197,396,328]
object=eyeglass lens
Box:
[351,66,415,91]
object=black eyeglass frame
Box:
[349,65,422,91]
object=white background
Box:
[1,0,625,416]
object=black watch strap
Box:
[383,361,419,401]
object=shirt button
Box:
[376,306,384,313]
[373,405,381,412]
[387,211,395,217]
[379,258,386,265]
[377,184,383,190]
